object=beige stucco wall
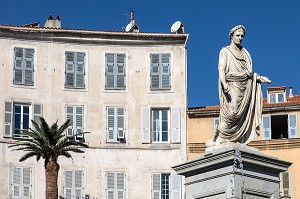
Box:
[187,110,300,198]
[0,31,188,198]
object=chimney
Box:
[289,86,293,98]
[44,15,61,28]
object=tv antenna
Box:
[124,10,140,33]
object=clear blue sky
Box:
[1,0,299,107]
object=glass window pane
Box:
[15,105,21,113]
[23,106,29,114]
[270,94,276,103]
[162,110,168,120]
[278,93,284,102]
[23,114,29,130]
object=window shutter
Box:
[117,107,125,139]
[141,108,150,143]
[13,47,24,84]
[262,115,271,140]
[116,54,126,89]
[33,103,43,125]
[107,107,116,142]
[171,174,181,199]
[117,173,125,199]
[66,106,74,137]
[75,106,84,139]
[161,54,171,89]
[75,171,83,198]
[106,54,115,88]
[280,171,290,197]
[288,114,298,138]
[4,101,13,137]
[172,108,181,143]
[106,173,115,199]
[12,167,21,197]
[150,54,160,89]
[75,52,85,88]
[64,171,73,198]
[22,167,31,197]
[213,117,219,130]
[65,52,75,87]
[152,173,161,199]
[24,48,34,84]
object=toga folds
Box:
[217,46,263,144]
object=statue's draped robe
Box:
[217,47,262,144]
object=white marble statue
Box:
[206,25,271,147]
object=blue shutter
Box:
[161,54,170,89]
[24,48,34,84]
[288,114,298,138]
[75,106,84,140]
[4,101,13,137]
[66,106,74,137]
[106,54,115,88]
[141,108,150,143]
[107,107,116,142]
[171,174,181,199]
[172,108,181,143]
[75,52,85,88]
[152,173,161,199]
[65,52,75,87]
[262,115,271,140]
[117,107,125,139]
[116,54,126,89]
[150,54,160,89]
[13,47,24,84]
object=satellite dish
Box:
[170,21,184,33]
[125,23,133,32]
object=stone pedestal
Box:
[173,143,291,199]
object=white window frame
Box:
[152,108,170,143]
[11,166,32,199]
[262,114,298,140]
[106,172,126,199]
[152,173,181,199]
[106,106,126,143]
[268,92,286,103]
[64,170,84,199]
[66,105,84,141]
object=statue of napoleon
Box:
[206,25,271,147]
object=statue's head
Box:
[229,25,246,40]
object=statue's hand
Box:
[259,76,271,84]
[223,83,229,93]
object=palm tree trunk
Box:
[45,158,60,199]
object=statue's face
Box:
[231,29,245,46]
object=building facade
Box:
[188,86,300,199]
[0,19,188,199]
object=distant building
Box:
[188,86,300,199]
[0,16,188,199]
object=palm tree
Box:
[9,117,89,199]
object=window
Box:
[268,92,285,103]
[141,108,180,144]
[213,117,219,130]
[106,107,125,143]
[262,114,298,140]
[106,172,126,199]
[64,170,84,199]
[66,105,84,141]
[65,51,86,88]
[280,171,291,198]
[13,47,34,85]
[4,102,42,138]
[11,167,32,199]
[105,53,126,89]
[150,54,171,90]
[152,173,181,199]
